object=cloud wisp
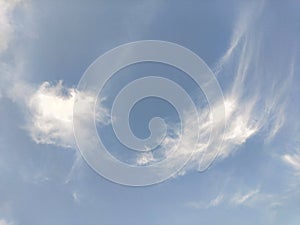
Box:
[1,0,298,185]
[0,0,22,53]
[140,1,299,176]
[282,152,300,176]
[0,219,15,225]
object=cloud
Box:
[185,194,224,210]
[228,187,289,211]
[214,1,265,74]
[0,0,25,98]
[139,92,264,175]
[72,191,81,203]
[136,0,299,177]
[136,151,155,166]
[184,186,285,211]
[2,76,110,149]
[1,0,298,188]
[25,81,76,148]
[0,0,22,53]
[185,186,289,211]
[230,188,260,206]
[24,81,110,148]
[282,154,300,175]
[0,0,33,103]
[0,219,14,225]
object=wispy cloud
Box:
[0,219,15,225]
[141,1,299,176]
[1,0,298,186]
[214,1,265,74]
[282,153,300,175]
[230,188,260,206]
[185,187,285,211]
[0,0,22,53]
[72,191,80,203]
[185,194,224,210]
[0,0,25,98]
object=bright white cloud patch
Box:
[26,81,76,148]
[25,81,110,148]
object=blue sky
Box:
[0,0,300,225]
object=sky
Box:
[0,0,300,224]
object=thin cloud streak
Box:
[185,194,224,210]
[282,154,300,175]
[230,188,260,206]
[142,1,298,176]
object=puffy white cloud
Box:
[24,81,110,148]
[26,81,76,148]
[2,77,110,149]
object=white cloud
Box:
[2,77,110,149]
[26,81,76,148]
[185,187,288,211]
[24,81,110,148]
[1,0,298,188]
[72,191,80,203]
[139,0,298,177]
[209,194,224,207]
[282,154,300,174]
[229,188,288,210]
[141,92,264,176]
[214,1,265,74]
[185,194,224,210]
[230,188,260,206]
[0,0,25,98]
[136,151,155,166]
